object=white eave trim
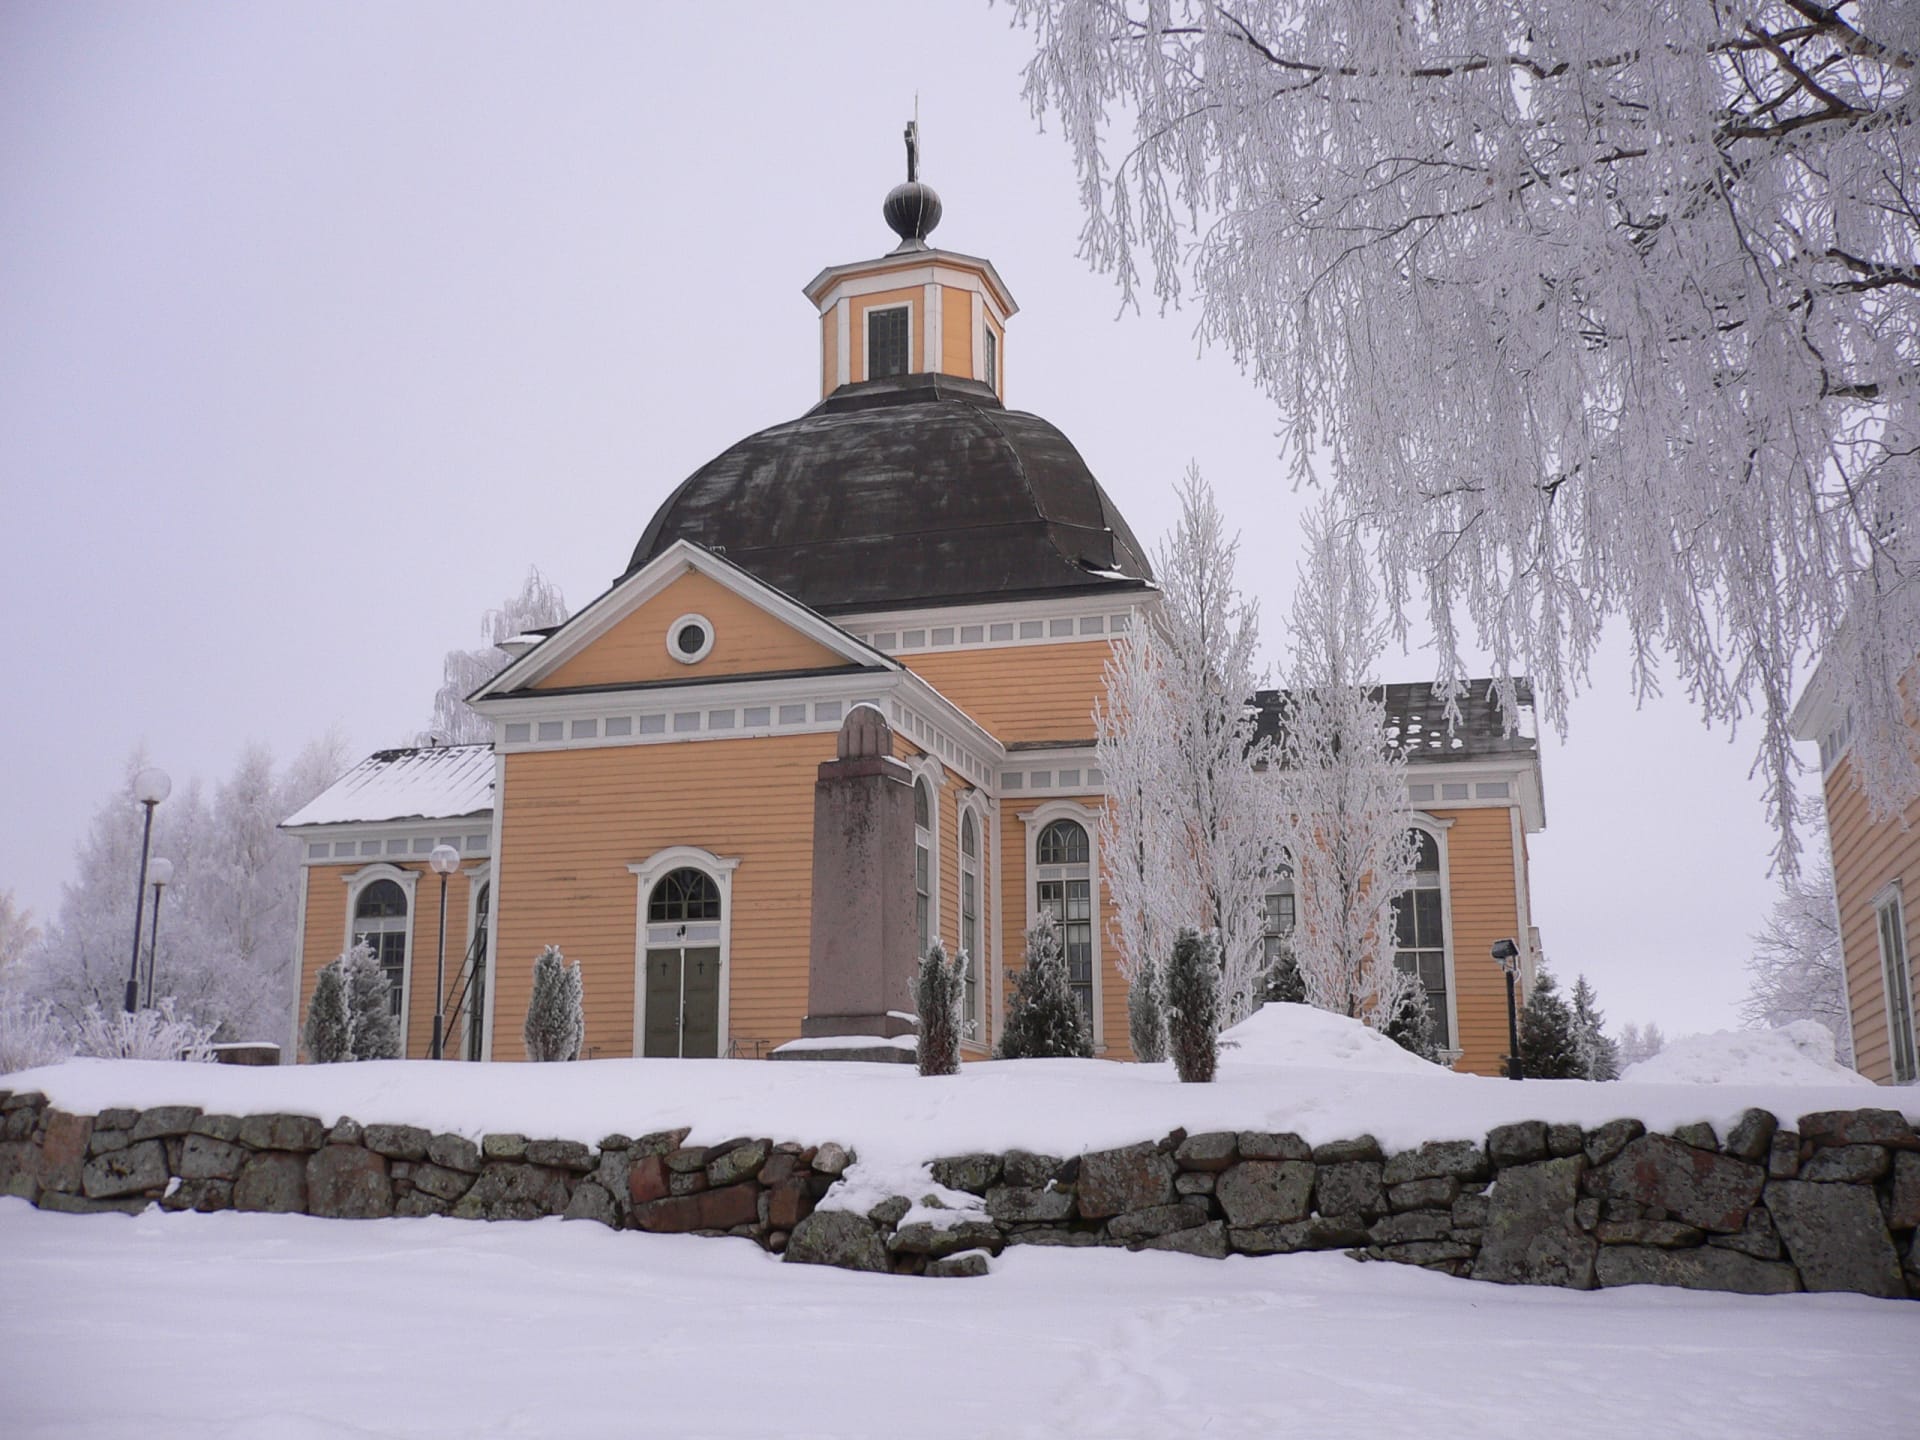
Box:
[803,249,1017,317]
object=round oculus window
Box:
[667,613,715,664]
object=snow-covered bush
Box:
[1127,957,1167,1064]
[996,919,1093,1060]
[301,959,353,1063]
[1261,938,1305,1006]
[342,943,401,1061]
[1518,970,1582,1079]
[524,945,583,1062]
[1381,977,1440,1064]
[72,998,215,1062]
[0,991,73,1073]
[1165,927,1219,1084]
[914,940,965,1077]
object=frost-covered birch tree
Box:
[1743,849,1854,1063]
[422,568,568,746]
[1271,505,1420,1027]
[1012,0,1920,867]
[1149,468,1275,1026]
[1094,619,1188,1060]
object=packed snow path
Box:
[1,1200,1913,1439]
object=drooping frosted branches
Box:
[1271,504,1420,1028]
[1743,840,1854,1062]
[423,568,569,746]
[1012,0,1920,867]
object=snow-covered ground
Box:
[6,1008,1910,1184]
[1,1198,1913,1440]
[1621,1020,1865,1087]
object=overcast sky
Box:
[0,2,1805,1039]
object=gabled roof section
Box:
[282,745,494,829]
[470,539,900,703]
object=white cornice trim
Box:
[804,252,1017,317]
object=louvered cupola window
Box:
[868,305,910,379]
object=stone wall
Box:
[2,1086,1914,1299]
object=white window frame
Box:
[905,756,942,957]
[1022,799,1104,1050]
[665,612,715,665]
[982,324,998,393]
[957,792,989,1047]
[864,301,913,382]
[628,845,739,1060]
[342,863,418,1056]
[1873,882,1917,1084]
[1398,816,1460,1064]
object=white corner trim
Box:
[480,752,505,1062]
[924,281,942,371]
[287,864,310,1065]
[835,297,851,389]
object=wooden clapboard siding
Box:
[1426,806,1522,1077]
[903,640,1114,743]
[941,286,972,379]
[533,569,846,692]
[491,733,833,1061]
[1824,752,1920,1083]
[297,860,476,1062]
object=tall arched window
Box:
[960,809,981,1034]
[1036,818,1093,1030]
[353,879,409,1019]
[914,777,933,957]
[1394,830,1449,1048]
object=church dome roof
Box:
[626,373,1154,614]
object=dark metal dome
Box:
[627,374,1154,614]
[883,180,942,249]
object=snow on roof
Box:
[282,745,494,828]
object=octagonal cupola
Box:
[803,121,1017,400]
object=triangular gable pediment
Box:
[471,541,896,700]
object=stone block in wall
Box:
[1473,1155,1595,1289]
[1799,1145,1889,1184]
[161,1178,232,1213]
[1,1090,45,1112]
[1765,1180,1905,1297]
[1140,1221,1228,1259]
[929,1153,1001,1194]
[364,1124,430,1160]
[1768,1130,1802,1179]
[1708,1207,1783,1261]
[1109,1203,1211,1242]
[307,1145,393,1220]
[410,1162,475,1203]
[785,1209,890,1271]
[563,1181,619,1227]
[867,1195,911,1228]
[329,1118,363,1146]
[665,1145,710,1174]
[38,1191,149,1216]
[190,1114,242,1143]
[1546,1124,1584,1158]
[451,1163,573,1222]
[1174,1132,1238,1173]
[234,1152,308,1213]
[526,1138,596,1173]
[481,1133,527,1161]
[1388,1176,1458,1212]
[96,1108,138,1132]
[1451,1192,1490,1229]
[427,1134,481,1174]
[1375,1240,1475,1267]
[811,1141,852,1176]
[1077,1144,1176,1218]
[1889,1153,1920,1231]
[1215,1161,1314,1227]
[628,1154,670,1206]
[1487,1122,1549,1168]
[0,1140,40,1200]
[1596,1244,1800,1295]
[1312,1136,1382,1165]
[81,1139,167,1200]
[239,1115,324,1153]
[705,1140,769,1187]
[1370,1211,1453,1245]
[1797,1109,1919,1151]
[1004,1226,1102,1248]
[179,1134,247,1182]
[1594,1219,1704,1248]
[1175,1172,1216,1196]
[1583,1119,1645,1168]
[1383,1141,1489,1185]
[1236,1131,1311,1162]
[632,1180,760,1234]
[395,1192,447,1218]
[3,1108,35,1142]
[1315,1161,1386,1219]
[1588,1135,1764,1233]
[767,1176,814,1231]
[130,1107,201,1142]
[926,1251,991,1278]
[669,1170,709,1198]
[39,1111,92,1195]
[1672,1122,1719,1152]
[986,1184,1074,1224]
[889,1219,1001,1257]
[1723,1109,1778,1162]
[1229,1217,1371,1255]
[89,1129,129,1156]
[1000,1151,1063,1188]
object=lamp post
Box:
[142,857,174,1009]
[124,767,171,1013]
[428,844,461,1060]
[1492,938,1524,1080]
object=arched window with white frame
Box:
[960,806,982,1038]
[1393,828,1451,1050]
[352,878,410,1019]
[1035,815,1095,1034]
[913,777,934,958]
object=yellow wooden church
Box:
[283,155,1548,1075]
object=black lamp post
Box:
[429,844,460,1060]
[123,767,171,1013]
[1492,938,1524,1080]
[142,857,173,1009]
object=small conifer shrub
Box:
[1127,957,1168,1063]
[1519,969,1584,1079]
[914,940,966,1077]
[303,942,400,1062]
[1262,939,1306,1006]
[1165,926,1220,1083]
[1382,974,1441,1063]
[302,960,353,1063]
[524,944,584,1062]
[996,919,1094,1060]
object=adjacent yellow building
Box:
[283,163,1549,1075]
